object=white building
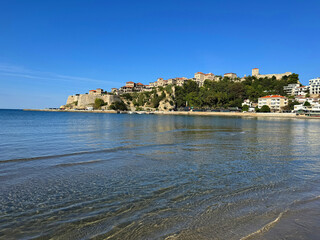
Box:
[309,77,320,96]
[294,104,320,112]
[242,99,253,107]
[295,96,320,106]
[283,84,300,96]
[294,86,309,96]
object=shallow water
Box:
[0,110,319,239]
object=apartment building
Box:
[309,77,320,96]
[258,95,288,112]
[294,86,309,96]
[283,84,300,96]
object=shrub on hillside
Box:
[109,101,128,111]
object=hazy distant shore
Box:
[22,109,320,119]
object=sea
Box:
[0,109,319,240]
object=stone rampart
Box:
[66,94,120,108]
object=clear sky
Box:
[1,0,320,109]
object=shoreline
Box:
[22,109,320,119]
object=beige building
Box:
[224,73,237,80]
[89,88,105,95]
[194,72,215,86]
[175,77,188,86]
[150,77,188,87]
[126,81,135,87]
[258,95,288,112]
[252,68,292,80]
[157,78,168,87]
[167,78,177,85]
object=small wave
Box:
[240,211,286,240]
[165,233,179,239]
[54,160,102,167]
[0,143,176,164]
[292,195,320,205]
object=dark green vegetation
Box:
[94,98,107,109]
[259,105,271,112]
[174,74,299,109]
[109,101,128,111]
[122,88,172,109]
[242,105,249,112]
[303,101,311,107]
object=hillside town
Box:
[61,68,320,116]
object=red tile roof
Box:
[126,81,134,84]
[260,95,286,99]
[136,83,144,86]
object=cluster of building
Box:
[240,72,320,112]
[111,82,153,94]
[242,95,289,112]
[243,94,320,113]
[86,68,320,113]
[242,76,320,112]
[283,77,320,97]
[108,68,294,95]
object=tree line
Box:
[174,74,300,109]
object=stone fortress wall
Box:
[66,94,120,108]
[252,68,292,80]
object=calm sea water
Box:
[0,109,319,240]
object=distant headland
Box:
[42,68,320,117]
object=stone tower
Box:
[252,68,259,76]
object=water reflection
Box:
[0,111,320,239]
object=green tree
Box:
[288,73,299,84]
[109,101,128,111]
[303,101,311,106]
[260,105,271,112]
[284,100,300,111]
[94,98,105,109]
[242,105,249,112]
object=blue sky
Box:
[0,0,320,109]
